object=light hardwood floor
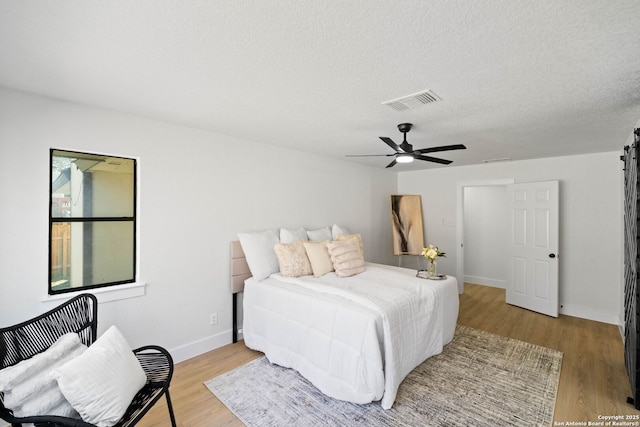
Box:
[138,283,640,426]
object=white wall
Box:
[398,152,623,325]
[0,87,397,361]
[463,186,507,288]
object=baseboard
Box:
[464,275,506,289]
[560,303,619,326]
[169,330,233,363]
[463,283,620,326]
[169,328,245,364]
[170,304,621,363]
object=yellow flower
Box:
[422,245,446,260]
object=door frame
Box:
[456,178,515,293]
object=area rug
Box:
[205,325,562,427]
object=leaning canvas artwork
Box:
[390,195,425,255]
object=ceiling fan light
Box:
[396,154,414,163]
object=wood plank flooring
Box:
[137,283,639,426]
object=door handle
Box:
[549,253,556,258]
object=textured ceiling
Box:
[1,1,639,170]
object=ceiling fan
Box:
[347,123,466,168]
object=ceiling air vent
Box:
[381,90,442,111]
[482,157,512,163]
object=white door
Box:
[506,181,559,317]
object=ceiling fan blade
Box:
[380,137,402,153]
[413,144,467,154]
[385,159,397,168]
[345,154,395,157]
[414,154,453,165]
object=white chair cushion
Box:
[0,332,86,419]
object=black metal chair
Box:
[0,293,177,427]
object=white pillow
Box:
[331,224,350,239]
[238,229,280,280]
[279,227,307,243]
[52,326,147,427]
[306,226,332,242]
[0,332,86,419]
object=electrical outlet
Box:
[210,313,218,325]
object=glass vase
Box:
[427,259,437,277]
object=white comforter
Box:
[242,262,459,409]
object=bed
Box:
[231,231,459,410]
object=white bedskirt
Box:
[242,263,459,409]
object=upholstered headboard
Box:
[230,241,251,343]
[230,240,251,294]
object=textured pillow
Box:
[336,233,364,256]
[331,224,350,239]
[306,226,332,242]
[327,238,366,277]
[274,241,313,277]
[303,240,334,277]
[0,332,86,419]
[52,325,147,427]
[279,227,308,243]
[238,229,280,280]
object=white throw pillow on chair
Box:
[52,325,147,427]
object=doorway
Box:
[456,179,560,318]
[456,179,514,293]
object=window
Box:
[49,149,136,295]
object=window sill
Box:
[41,282,146,307]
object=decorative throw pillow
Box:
[274,241,313,277]
[279,227,308,243]
[52,325,147,427]
[303,240,334,277]
[336,233,364,256]
[327,238,366,277]
[306,226,332,242]
[0,332,86,419]
[238,229,280,280]
[331,224,350,239]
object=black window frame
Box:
[48,148,137,295]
